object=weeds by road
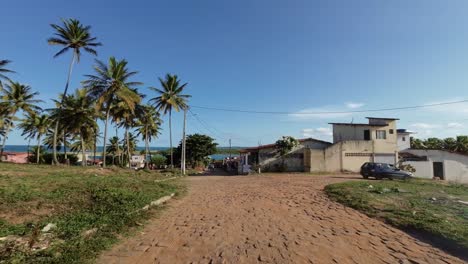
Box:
[0,163,185,263]
[325,179,468,252]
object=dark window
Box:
[389,129,394,134]
[364,130,370,140]
[402,136,406,141]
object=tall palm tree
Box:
[83,57,142,167]
[19,111,50,163]
[0,81,42,158]
[0,60,15,85]
[149,74,190,168]
[136,105,162,168]
[48,18,102,165]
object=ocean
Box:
[3,145,239,161]
[3,145,167,153]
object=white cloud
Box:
[346,102,364,109]
[447,122,463,129]
[410,123,438,129]
[423,98,468,116]
[301,127,333,140]
[289,106,352,120]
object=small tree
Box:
[275,136,299,172]
[177,134,217,168]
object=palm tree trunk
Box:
[0,115,14,161]
[27,138,31,163]
[169,108,173,168]
[63,130,69,165]
[115,127,120,166]
[53,53,76,165]
[102,108,111,168]
[145,129,150,169]
[93,138,97,165]
[81,134,86,167]
[93,117,98,165]
[36,135,41,164]
[126,127,131,168]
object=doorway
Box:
[433,162,444,180]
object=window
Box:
[389,129,394,134]
[363,130,370,140]
[402,136,406,141]
[376,130,386,139]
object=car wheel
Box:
[363,175,368,179]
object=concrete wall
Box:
[404,161,433,179]
[305,140,397,173]
[397,134,411,151]
[333,125,369,142]
[258,140,330,172]
[332,122,397,154]
[403,149,468,184]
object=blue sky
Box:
[2,0,468,147]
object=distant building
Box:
[0,152,30,164]
[238,138,331,174]
[240,117,401,174]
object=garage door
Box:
[374,154,395,164]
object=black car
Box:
[360,162,413,180]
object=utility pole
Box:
[229,138,232,158]
[181,107,187,175]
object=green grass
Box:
[0,163,185,263]
[325,179,468,249]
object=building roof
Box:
[365,117,400,120]
[239,138,332,153]
[328,123,387,127]
[397,129,415,134]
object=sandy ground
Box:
[99,173,465,264]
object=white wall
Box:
[404,161,432,179]
[403,149,468,184]
[397,134,411,151]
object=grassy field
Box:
[325,179,468,251]
[0,163,185,263]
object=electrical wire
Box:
[190,99,468,115]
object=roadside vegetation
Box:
[0,163,185,263]
[325,179,468,251]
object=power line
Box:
[188,109,228,141]
[191,99,468,115]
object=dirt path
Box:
[99,174,465,264]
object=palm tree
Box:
[53,88,98,166]
[0,81,42,159]
[0,60,15,85]
[112,96,145,168]
[121,132,138,166]
[149,74,190,168]
[454,136,468,153]
[19,112,50,163]
[106,136,121,165]
[83,57,142,167]
[48,18,102,165]
[136,105,162,168]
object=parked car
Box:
[360,162,413,180]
